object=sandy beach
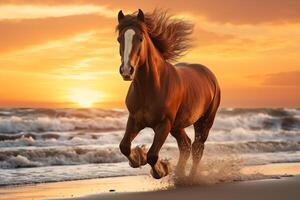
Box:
[1,162,300,200]
[72,175,300,200]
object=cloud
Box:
[0,4,115,20]
[1,1,300,55]
[2,0,300,24]
[221,85,300,107]
[193,27,235,46]
[0,30,118,72]
[177,0,300,24]
[263,70,300,86]
[247,70,300,87]
[52,57,116,80]
[0,14,114,53]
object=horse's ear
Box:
[137,9,144,22]
[118,10,125,23]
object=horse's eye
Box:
[117,37,121,43]
[140,37,143,42]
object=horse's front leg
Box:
[119,116,147,168]
[147,119,171,179]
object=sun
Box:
[68,88,102,108]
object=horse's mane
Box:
[117,9,194,62]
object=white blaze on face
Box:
[123,29,135,74]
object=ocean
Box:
[0,108,299,186]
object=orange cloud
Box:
[221,86,300,108]
[0,4,114,20]
[0,14,114,53]
[263,70,300,86]
[2,0,300,24]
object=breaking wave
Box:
[0,147,125,169]
[0,108,127,133]
[1,141,300,169]
[215,108,300,131]
[0,108,299,134]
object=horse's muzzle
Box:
[119,64,134,81]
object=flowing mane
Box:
[117,9,194,62]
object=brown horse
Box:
[117,9,221,179]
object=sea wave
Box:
[215,108,300,131]
[0,128,299,149]
[0,146,126,169]
[0,108,299,134]
[0,115,126,133]
[0,108,299,186]
[1,141,299,169]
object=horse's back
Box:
[173,63,220,128]
[175,63,218,84]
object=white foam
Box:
[0,116,127,133]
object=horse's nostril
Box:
[129,66,134,75]
[123,75,131,80]
[120,64,133,77]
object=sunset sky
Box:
[0,0,299,108]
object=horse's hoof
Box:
[129,145,147,168]
[129,161,139,168]
[150,168,162,179]
[150,159,171,179]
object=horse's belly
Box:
[174,100,207,128]
[173,84,214,128]
[173,65,216,128]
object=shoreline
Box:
[1,162,300,200]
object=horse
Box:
[116,9,221,179]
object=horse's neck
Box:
[134,40,166,96]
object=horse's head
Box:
[117,9,146,81]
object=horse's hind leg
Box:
[171,128,191,177]
[190,94,220,176]
[189,118,212,177]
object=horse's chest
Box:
[132,108,161,127]
[126,88,169,126]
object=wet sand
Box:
[72,175,300,200]
[1,163,300,200]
